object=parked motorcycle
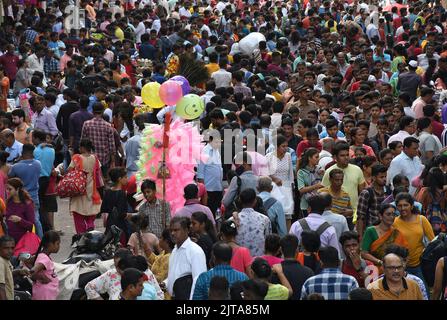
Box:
[13,252,33,300]
[63,225,122,265]
[63,225,122,300]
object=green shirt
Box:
[361,226,379,252]
[265,284,289,300]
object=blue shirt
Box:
[139,43,157,60]
[151,73,166,84]
[259,191,287,237]
[33,144,55,177]
[319,129,346,139]
[125,132,141,175]
[192,264,248,300]
[9,159,41,205]
[88,95,98,113]
[301,268,359,300]
[197,144,223,192]
[5,140,23,164]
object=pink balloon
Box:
[159,80,183,106]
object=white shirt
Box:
[211,69,232,88]
[134,21,146,43]
[201,91,215,107]
[151,19,161,34]
[322,210,350,243]
[270,113,282,130]
[167,237,207,299]
[319,150,333,169]
[403,107,416,118]
[417,53,440,71]
[387,130,412,146]
[200,24,211,36]
[26,54,44,74]
[387,151,424,195]
[179,6,191,18]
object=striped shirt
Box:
[318,187,352,216]
[192,264,248,300]
[301,268,359,300]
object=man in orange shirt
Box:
[0,66,9,112]
[367,253,423,300]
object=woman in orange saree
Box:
[361,203,408,274]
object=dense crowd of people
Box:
[1,0,447,301]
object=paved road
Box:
[52,197,105,263]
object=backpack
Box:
[224,176,242,219]
[421,233,447,287]
[262,197,279,234]
[298,219,331,236]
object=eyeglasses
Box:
[384,265,404,271]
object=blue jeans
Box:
[63,142,72,171]
[406,265,428,294]
[34,207,43,239]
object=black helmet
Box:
[77,230,105,252]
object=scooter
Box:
[63,225,122,264]
[13,253,33,300]
[63,225,123,300]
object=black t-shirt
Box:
[196,233,215,269]
[101,189,129,237]
[288,134,303,152]
[271,260,315,300]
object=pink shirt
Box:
[259,255,284,267]
[249,152,269,176]
[59,54,72,72]
[230,246,252,274]
[32,253,59,300]
[412,98,426,119]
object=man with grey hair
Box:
[319,137,335,169]
[257,176,287,237]
[1,129,23,164]
[222,152,259,216]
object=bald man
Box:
[367,253,423,300]
[1,129,23,163]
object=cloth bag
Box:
[56,155,87,198]
[13,232,41,257]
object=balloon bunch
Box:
[140,76,205,120]
[135,120,203,214]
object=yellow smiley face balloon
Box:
[141,82,165,109]
[175,94,204,120]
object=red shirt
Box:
[432,120,444,141]
[393,17,402,29]
[0,53,19,80]
[296,140,323,158]
[267,63,286,81]
[350,81,362,92]
[341,259,374,288]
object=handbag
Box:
[172,274,193,300]
[13,231,41,257]
[56,155,88,198]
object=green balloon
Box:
[175,94,204,120]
